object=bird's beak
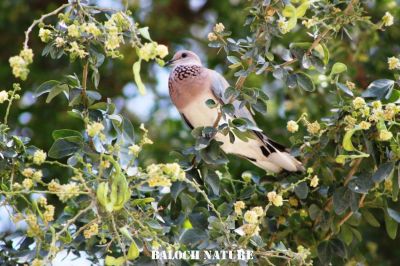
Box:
[165,59,174,67]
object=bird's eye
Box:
[182,53,187,58]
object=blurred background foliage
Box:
[0,0,399,264]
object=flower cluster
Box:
[33,149,47,165]
[48,180,80,202]
[84,223,99,239]
[138,42,169,62]
[208,22,225,42]
[9,48,34,80]
[146,163,185,187]
[267,191,284,207]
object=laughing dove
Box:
[167,50,303,173]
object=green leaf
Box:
[348,175,374,194]
[48,136,82,159]
[205,171,220,195]
[287,16,297,31]
[336,83,354,97]
[387,208,400,223]
[372,162,395,183]
[52,129,83,140]
[340,225,353,245]
[133,60,146,95]
[296,2,310,17]
[361,210,380,227]
[296,72,315,92]
[333,187,351,215]
[294,181,309,199]
[180,228,209,247]
[385,211,398,239]
[138,27,151,40]
[105,256,125,266]
[46,83,69,103]
[35,80,61,97]
[362,79,395,100]
[282,4,297,18]
[330,62,347,77]
[127,241,140,260]
[205,99,217,108]
[342,129,358,151]
[317,239,347,264]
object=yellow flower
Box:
[20,48,34,64]
[352,97,366,110]
[213,23,225,33]
[233,201,245,215]
[128,144,141,156]
[388,56,400,70]
[84,223,99,239]
[252,206,264,216]
[22,167,34,177]
[242,224,260,236]
[307,121,321,135]
[382,12,394,27]
[32,170,43,182]
[0,91,8,104]
[67,24,80,38]
[244,210,258,224]
[38,196,47,207]
[267,191,283,207]
[139,42,157,61]
[310,175,319,188]
[39,28,52,42]
[83,22,101,37]
[302,18,317,29]
[43,205,55,223]
[55,37,65,48]
[289,197,299,207]
[22,178,33,190]
[9,55,29,80]
[372,100,382,110]
[110,12,130,30]
[58,183,80,202]
[379,130,393,141]
[68,41,88,59]
[359,121,371,130]
[32,258,44,266]
[156,44,169,59]
[86,122,104,137]
[33,149,46,165]
[141,136,153,145]
[48,180,61,192]
[277,17,289,34]
[287,120,299,133]
[208,32,218,41]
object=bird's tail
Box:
[253,131,304,173]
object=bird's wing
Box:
[208,69,256,124]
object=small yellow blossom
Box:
[307,121,321,135]
[128,144,141,156]
[156,44,169,59]
[58,183,80,202]
[352,97,366,110]
[267,191,284,207]
[302,18,317,29]
[213,23,225,33]
[67,24,80,38]
[86,122,104,137]
[83,22,101,37]
[242,223,260,236]
[39,28,52,42]
[379,130,393,141]
[32,170,43,182]
[359,121,371,130]
[252,206,264,216]
[141,136,153,145]
[139,42,157,61]
[48,180,61,192]
[289,197,299,207]
[0,91,8,104]
[20,48,34,64]
[84,223,99,239]
[310,175,319,188]
[43,205,55,223]
[68,41,88,59]
[241,171,252,182]
[22,178,33,190]
[372,100,382,110]
[32,258,44,266]
[244,210,258,224]
[162,163,185,181]
[110,12,130,30]
[287,120,299,133]
[38,196,47,207]
[388,56,400,70]
[297,245,311,261]
[33,149,46,165]
[22,167,34,177]
[208,32,218,41]
[9,55,29,80]
[100,160,110,169]
[233,201,245,215]
[277,17,289,34]
[55,37,65,48]
[382,12,394,27]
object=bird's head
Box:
[165,50,202,67]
